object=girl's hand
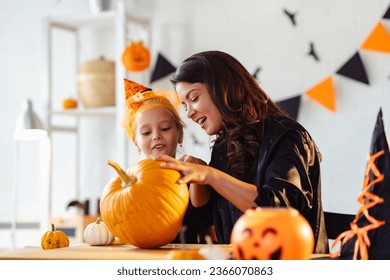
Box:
[154,154,211,185]
[178,154,207,165]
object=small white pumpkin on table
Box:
[83,218,114,246]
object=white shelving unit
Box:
[44,3,150,216]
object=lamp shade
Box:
[13,99,47,141]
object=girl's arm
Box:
[189,183,211,207]
[178,155,211,207]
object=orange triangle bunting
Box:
[361,22,390,53]
[305,76,336,112]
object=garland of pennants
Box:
[147,5,390,120]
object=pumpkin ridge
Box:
[138,173,188,226]
[131,187,178,247]
[102,184,129,242]
[100,159,189,248]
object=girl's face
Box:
[134,106,183,158]
[176,82,223,135]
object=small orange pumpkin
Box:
[41,224,70,250]
[100,159,189,249]
[231,208,314,260]
[166,249,205,260]
[121,41,151,72]
[62,98,78,109]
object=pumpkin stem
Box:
[96,218,101,224]
[51,223,55,231]
[108,160,136,187]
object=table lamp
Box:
[12,99,50,249]
[13,99,47,141]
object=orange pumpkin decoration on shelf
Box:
[231,208,314,260]
[121,41,151,72]
[62,98,78,109]
[100,159,189,249]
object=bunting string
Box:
[146,5,390,118]
[281,4,390,116]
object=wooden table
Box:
[0,244,232,260]
[0,244,330,260]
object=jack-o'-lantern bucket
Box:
[231,207,314,260]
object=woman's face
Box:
[134,105,183,158]
[176,82,223,135]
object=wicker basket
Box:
[77,58,115,108]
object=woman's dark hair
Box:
[171,50,290,179]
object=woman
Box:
[155,50,329,253]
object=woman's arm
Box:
[253,131,318,213]
[155,155,258,212]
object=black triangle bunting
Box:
[336,51,369,85]
[150,52,177,83]
[276,95,301,120]
[383,5,390,19]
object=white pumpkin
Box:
[83,218,114,246]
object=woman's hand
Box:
[154,155,258,212]
[154,154,212,185]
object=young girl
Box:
[121,78,213,244]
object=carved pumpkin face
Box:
[121,41,151,72]
[231,208,314,260]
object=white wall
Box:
[150,0,390,215]
[1,0,390,248]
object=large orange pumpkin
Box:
[100,159,189,249]
[231,207,314,260]
[121,41,151,72]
